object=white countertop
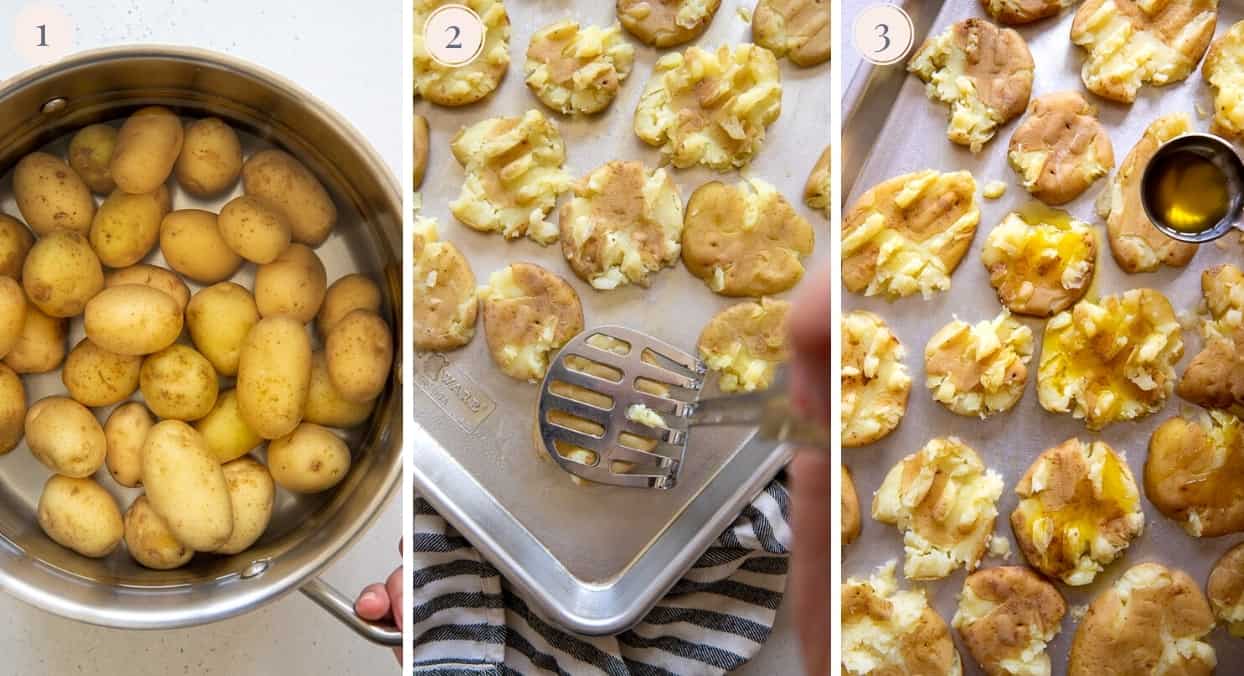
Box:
[0,1,402,673]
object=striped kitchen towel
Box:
[411,480,792,675]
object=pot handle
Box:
[301,577,402,646]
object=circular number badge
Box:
[423,4,486,68]
[853,4,914,66]
[13,2,75,66]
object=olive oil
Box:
[1148,150,1230,234]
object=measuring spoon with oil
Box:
[1141,133,1244,243]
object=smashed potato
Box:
[981,207,1096,318]
[1147,409,1244,537]
[982,0,1076,25]
[843,465,860,545]
[924,311,1033,418]
[1178,264,1244,414]
[953,566,1066,676]
[479,263,583,382]
[804,146,830,216]
[1007,91,1113,205]
[1205,20,1244,138]
[525,21,634,115]
[697,298,789,393]
[413,217,478,352]
[752,0,830,67]
[1208,542,1244,637]
[617,0,721,47]
[414,0,510,106]
[841,311,911,448]
[843,561,962,676]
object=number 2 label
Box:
[445,25,462,49]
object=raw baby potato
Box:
[140,345,219,421]
[68,123,118,194]
[89,186,171,268]
[194,390,262,464]
[24,396,106,477]
[61,338,142,407]
[84,284,182,356]
[110,106,184,195]
[13,151,95,235]
[0,277,26,358]
[37,475,123,558]
[2,303,66,374]
[186,282,259,376]
[217,457,275,555]
[104,402,153,488]
[22,230,104,318]
[241,149,337,246]
[175,117,243,197]
[325,309,393,403]
[141,420,233,551]
[218,195,291,264]
[254,243,327,323]
[318,273,381,336]
[159,209,243,284]
[267,423,351,493]
[0,364,24,454]
[104,264,190,312]
[304,351,375,428]
[236,316,312,439]
[0,213,35,278]
[124,495,192,570]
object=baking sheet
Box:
[843,0,1244,671]
[412,1,830,633]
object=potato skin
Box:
[175,117,243,197]
[194,389,262,464]
[217,457,275,555]
[0,213,34,279]
[241,149,337,246]
[0,364,25,454]
[0,277,27,359]
[255,243,327,323]
[104,264,190,313]
[141,420,233,551]
[304,351,375,428]
[84,284,183,356]
[267,423,351,493]
[104,402,152,487]
[218,195,291,264]
[111,106,184,195]
[159,209,243,284]
[124,495,192,569]
[326,310,393,403]
[90,186,171,268]
[2,302,66,373]
[186,282,259,376]
[24,396,106,477]
[318,274,381,336]
[68,123,118,194]
[61,338,142,407]
[37,475,124,558]
[13,151,96,235]
[236,317,312,439]
[140,344,219,421]
[22,230,104,318]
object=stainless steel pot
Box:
[0,47,402,645]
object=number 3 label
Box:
[853,4,913,66]
[423,4,485,68]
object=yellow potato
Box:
[236,317,311,439]
[104,264,190,313]
[194,390,262,464]
[175,117,243,197]
[61,338,142,407]
[104,402,152,488]
[0,213,34,279]
[84,284,182,356]
[267,423,351,493]
[0,364,25,455]
[110,106,184,195]
[304,351,375,428]
[89,186,171,268]
[254,243,327,323]
[186,282,259,376]
[325,310,393,403]
[68,123,118,194]
[241,149,337,246]
[159,209,243,284]
[24,396,106,477]
[2,301,65,373]
[0,277,26,359]
[37,475,123,558]
[21,230,104,317]
[139,344,219,421]
[217,457,275,555]
[318,274,381,336]
[218,195,291,264]
[13,151,95,235]
[141,420,233,551]
[123,495,192,569]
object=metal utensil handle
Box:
[301,577,402,646]
[689,388,829,450]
